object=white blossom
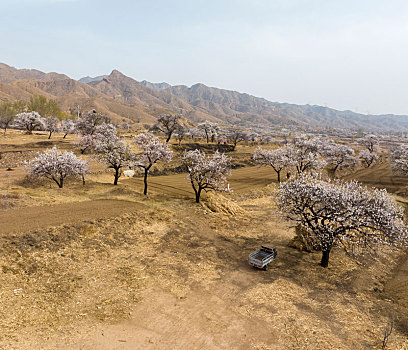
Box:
[26,146,88,188]
[359,149,379,168]
[61,119,76,138]
[75,110,108,136]
[77,122,117,154]
[360,134,380,153]
[322,142,357,175]
[94,128,134,185]
[198,121,219,143]
[390,144,408,176]
[253,145,294,182]
[132,132,173,195]
[288,138,326,175]
[183,149,231,203]
[44,116,60,139]
[278,174,407,267]
[14,112,44,134]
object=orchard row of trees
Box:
[266,135,408,268]
[26,112,231,203]
[253,134,380,181]
[16,108,408,269]
[151,114,255,149]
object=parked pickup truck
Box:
[248,246,277,270]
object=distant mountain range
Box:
[1,62,408,131]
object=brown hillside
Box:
[0,63,69,83]
[89,70,220,122]
[2,62,408,130]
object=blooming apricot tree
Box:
[183,149,231,203]
[359,135,379,168]
[278,175,407,267]
[15,112,44,134]
[75,110,107,136]
[77,122,117,154]
[132,132,172,195]
[361,134,379,153]
[323,143,357,175]
[198,121,219,143]
[61,119,75,138]
[253,145,293,182]
[44,116,60,139]
[390,145,408,176]
[359,149,379,168]
[94,129,134,185]
[289,138,326,175]
[26,146,88,188]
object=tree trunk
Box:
[195,187,202,203]
[113,167,120,185]
[82,174,86,186]
[63,132,68,139]
[143,168,149,195]
[48,131,52,139]
[320,249,331,267]
[4,127,7,136]
[166,134,171,143]
[277,170,281,183]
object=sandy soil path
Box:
[0,199,145,235]
[66,274,275,350]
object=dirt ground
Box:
[0,200,146,234]
[1,131,408,349]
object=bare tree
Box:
[278,175,407,267]
[228,131,249,151]
[174,124,187,146]
[0,102,16,136]
[132,132,173,195]
[151,114,180,143]
[381,312,395,350]
[26,146,88,188]
[15,112,44,134]
[183,149,231,203]
[253,145,293,182]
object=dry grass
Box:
[0,131,408,349]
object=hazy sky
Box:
[2,0,408,115]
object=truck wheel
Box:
[263,265,268,271]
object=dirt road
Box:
[0,199,145,235]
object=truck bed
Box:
[248,246,277,270]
